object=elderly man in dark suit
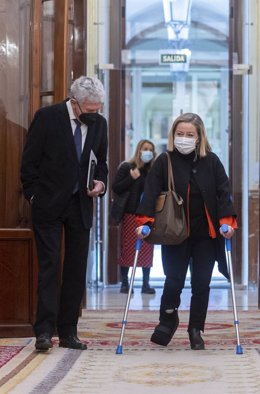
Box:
[21,76,108,351]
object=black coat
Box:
[112,162,149,214]
[21,100,108,229]
[136,150,237,278]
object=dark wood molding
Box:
[72,0,86,79]
[54,0,69,102]
[107,0,126,284]
[30,0,42,121]
[229,0,243,284]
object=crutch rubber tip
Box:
[236,345,243,355]
[116,345,123,354]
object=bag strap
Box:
[166,152,175,191]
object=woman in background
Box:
[112,139,156,294]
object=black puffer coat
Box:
[112,162,150,214]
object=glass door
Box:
[124,0,230,281]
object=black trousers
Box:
[32,193,90,338]
[161,238,216,331]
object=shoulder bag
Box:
[145,152,188,245]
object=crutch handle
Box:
[116,224,150,355]
[221,224,231,252]
[136,225,150,251]
[221,224,243,355]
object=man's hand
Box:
[87,180,104,197]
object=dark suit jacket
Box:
[21,100,108,229]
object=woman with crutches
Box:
[136,113,238,350]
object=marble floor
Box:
[86,244,259,312]
[86,279,259,312]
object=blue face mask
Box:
[141,150,153,163]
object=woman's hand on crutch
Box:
[219,225,235,239]
[136,225,150,239]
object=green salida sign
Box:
[160,53,187,64]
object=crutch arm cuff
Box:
[135,215,154,227]
[219,216,238,229]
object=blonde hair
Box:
[167,113,211,157]
[129,139,156,168]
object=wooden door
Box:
[0,0,86,337]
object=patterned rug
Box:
[1,309,260,393]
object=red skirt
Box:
[118,213,154,268]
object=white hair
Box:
[70,76,105,104]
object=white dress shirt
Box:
[66,100,87,151]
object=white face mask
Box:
[174,136,196,155]
[140,150,153,163]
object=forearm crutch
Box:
[221,224,243,355]
[116,225,150,354]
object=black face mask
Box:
[79,112,98,126]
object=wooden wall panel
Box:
[107,0,126,284]
[0,230,35,337]
[0,0,87,336]
[0,0,36,336]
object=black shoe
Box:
[35,333,53,351]
[188,328,205,350]
[59,335,87,350]
[120,285,134,294]
[151,311,179,346]
[141,285,156,294]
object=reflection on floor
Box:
[86,281,259,312]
